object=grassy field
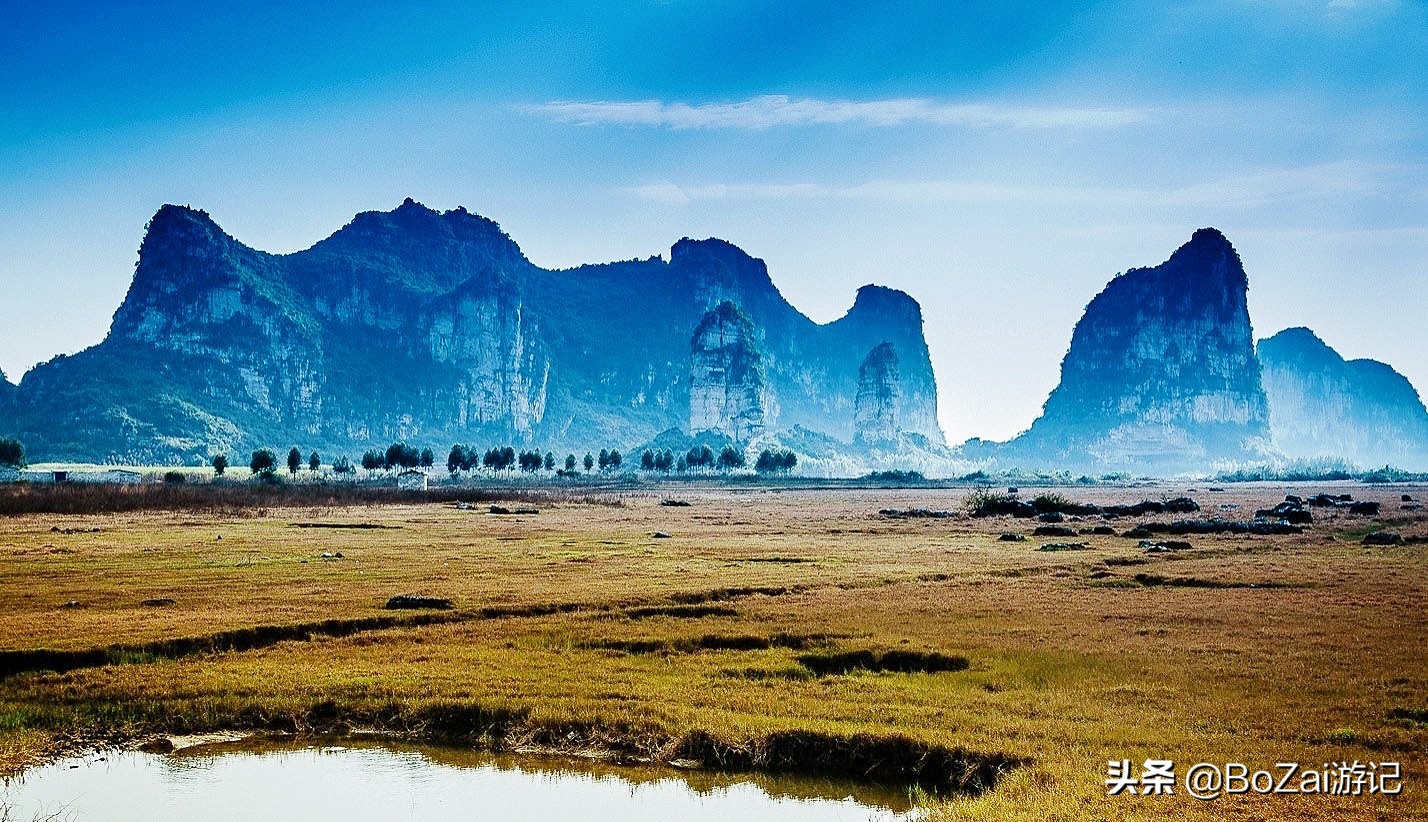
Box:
[0,483,1424,820]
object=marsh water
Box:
[1,739,926,821]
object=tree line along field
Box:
[2,437,797,482]
[0,483,1423,821]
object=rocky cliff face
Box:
[854,343,900,446]
[1258,328,1428,469]
[994,228,1272,471]
[689,302,769,441]
[8,201,943,462]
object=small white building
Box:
[15,468,143,484]
[70,469,143,484]
[17,469,66,484]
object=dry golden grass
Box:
[0,483,1424,820]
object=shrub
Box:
[0,438,25,468]
[1031,493,1072,513]
[964,488,1024,517]
[163,471,187,484]
[864,469,925,483]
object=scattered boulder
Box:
[1362,531,1404,546]
[1285,494,1303,505]
[1039,542,1090,552]
[384,594,453,610]
[880,508,954,519]
[1349,501,1381,516]
[661,499,692,507]
[1308,493,1354,508]
[1139,539,1193,553]
[1164,497,1201,513]
[1033,525,1078,537]
[1036,500,1102,516]
[997,533,1027,542]
[1124,518,1303,536]
[652,531,672,539]
[141,598,176,607]
[59,600,83,609]
[488,505,511,515]
[1083,525,1117,536]
[1254,501,1313,524]
[1244,518,1304,535]
[1404,503,1423,511]
[1402,494,1414,502]
[1036,511,1066,523]
[320,551,344,559]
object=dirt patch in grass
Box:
[1131,573,1300,589]
[290,522,401,530]
[0,612,469,680]
[668,585,803,604]
[795,649,970,676]
[1387,707,1428,724]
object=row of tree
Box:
[754,448,799,474]
[210,440,796,479]
[362,443,435,471]
[0,435,799,480]
[445,444,624,474]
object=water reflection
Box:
[2,738,926,821]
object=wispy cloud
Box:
[624,161,1422,208]
[529,95,1154,130]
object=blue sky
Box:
[2,0,1425,442]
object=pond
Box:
[1,738,927,821]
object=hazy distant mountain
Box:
[1258,327,1428,469]
[6,200,943,463]
[968,228,1273,472]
